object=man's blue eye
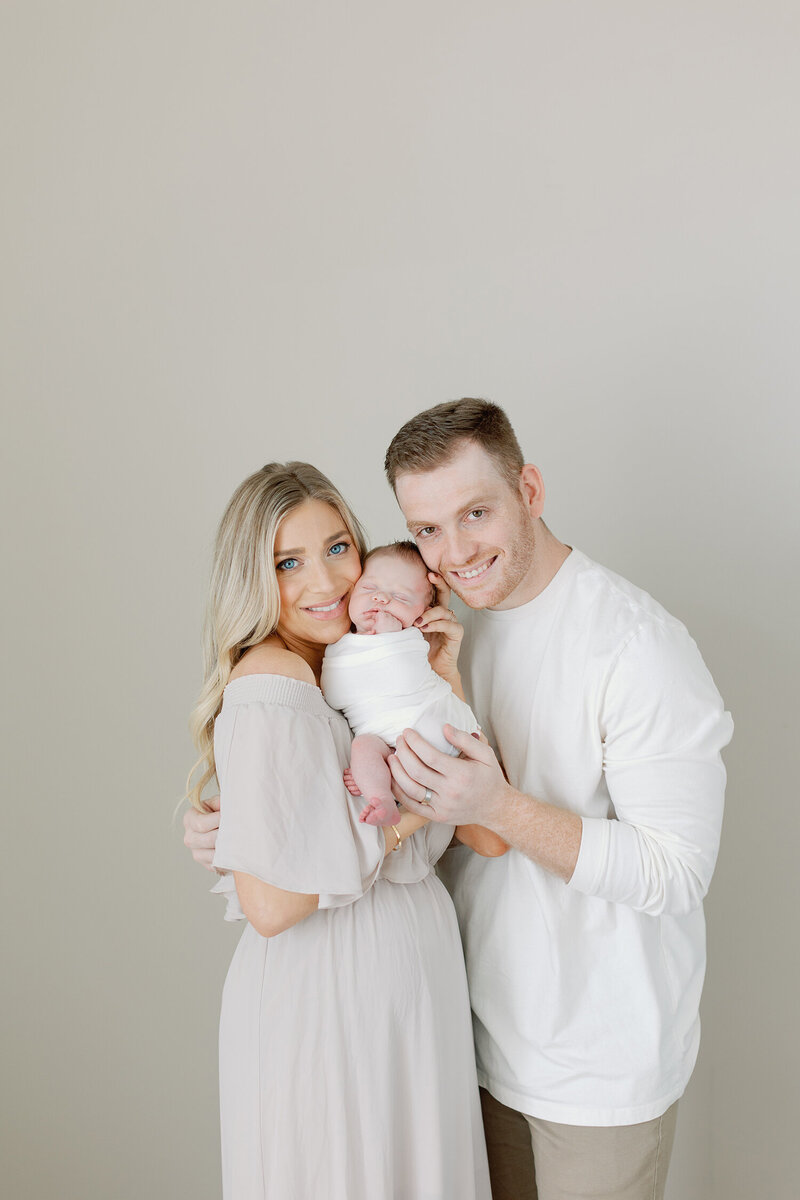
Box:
[277,558,298,571]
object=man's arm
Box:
[392,620,732,913]
[566,620,732,915]
[390,727,580,880]
[183,795,221,871]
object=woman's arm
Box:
[234,873,319,938]
[217,642,389,933]
[391,809,430,848]
[455,824,509,857]
[235,812,431,936]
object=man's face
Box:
[395,441,539,611]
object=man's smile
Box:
[448,556,498,583]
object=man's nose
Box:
[443,528,472,567]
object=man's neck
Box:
[491,524,571,611]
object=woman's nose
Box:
[308,558,337,590]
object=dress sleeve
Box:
[211,691,383,908]
[568,617,734,916]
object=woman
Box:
[186,461,492,1199]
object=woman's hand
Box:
[414,572,463,687]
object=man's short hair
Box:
[384,398,525,492]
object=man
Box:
[383,399,732,1200]
[185,399,732,1200]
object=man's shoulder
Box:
[457,550,679,632]
[567,554,719,699]
[569,550,683,638]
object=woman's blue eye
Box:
[329,541,349,556]
[277,558,299,571]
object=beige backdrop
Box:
[3,3,798,1198]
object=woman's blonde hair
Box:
[185,461,367,811]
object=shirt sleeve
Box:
[568,618,734,916]
[211,699,384,909]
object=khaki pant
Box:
[480,1088,678,1200]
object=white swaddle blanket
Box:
[321,627,480,754]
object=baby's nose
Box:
[372,590,389,603]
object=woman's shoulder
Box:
[230,638,315,686]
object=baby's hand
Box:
[374,610,403,633]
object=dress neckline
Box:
[223,673,332,714]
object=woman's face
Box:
[273,499,362,653]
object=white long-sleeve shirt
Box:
[438,548,733,1126]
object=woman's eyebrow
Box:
[274,530,349,556]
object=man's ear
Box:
[518,464,545,520]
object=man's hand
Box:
[390,727,582,882]
[389,725,510,828]
[183,795,221,871]
[414,573,463,682]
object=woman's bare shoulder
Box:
[230,638,315,686]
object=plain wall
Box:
[3,3,798,1197]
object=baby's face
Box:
[348,553,432,633]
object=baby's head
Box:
[349,541,435,634]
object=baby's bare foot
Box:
[359,796,402,826]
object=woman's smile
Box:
[301,592,350,619]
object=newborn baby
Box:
[321,541,481,826]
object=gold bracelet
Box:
[390,824,402,852]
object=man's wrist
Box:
[487,787,582,882]
[481,780,520,834]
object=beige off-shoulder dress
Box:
[211,674,490,1200]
